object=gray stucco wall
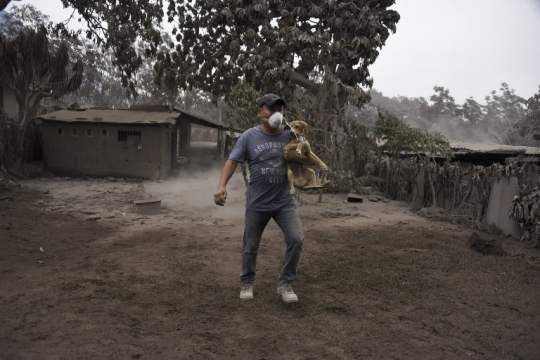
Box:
[42,121,173,179]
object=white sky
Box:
[6,0,540,104]
[370,0,540,103]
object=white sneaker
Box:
[240,284,254,301]
[277,284,299,303]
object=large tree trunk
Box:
[10,93,40,175]
[10,116,30,176]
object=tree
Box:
[461,97,484,125]
[2,4,130,110]
[375,108,452,207]
[56,0,165,93]
[429,86,457,118]
[510,86,540,145]
[225,81,260,130]
[484,83,527,123]
[164,1,399,109]
[484,83,527,144]
[525,87,540,134]
[58,0,399,111]
[0,26,83,172]
[1,3,51,33]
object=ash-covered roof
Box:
[37,106,245,133]
[37,108,179,125]
[450,141,540,156]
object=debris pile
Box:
[508,184,540,248]
[468,232,507,256]
[0,175,21,189]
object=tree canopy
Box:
[56,0,164,92]
[0,25,83,171]
[56,0,399,108]
[512,86,540,144]
[0,27,83,108]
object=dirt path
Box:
[1,173,539,359]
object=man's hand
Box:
[283,146,296,161]
[214,160,238,206]
[283,147,317,165]
[214,186,227,206]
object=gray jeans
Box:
[240,199,304,285]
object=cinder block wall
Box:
[42,121,172,179]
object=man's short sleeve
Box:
[228,131,249,163]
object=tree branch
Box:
[287,70,320,96]
[62,9,77,25]
[0,0,20,12]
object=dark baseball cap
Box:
[258,94,286,108]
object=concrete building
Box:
[37,105,241,179]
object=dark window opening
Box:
[102,129,108,137]
[118,130,141,142]
[58,128,63,135]
[72,128,78,136]
[86,129,92,136]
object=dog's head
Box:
[285,120,308,137]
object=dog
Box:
[285,120,329,195]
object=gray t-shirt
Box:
[229,125,292,213]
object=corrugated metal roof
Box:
[450,141,540,156]
[37,109,179,125]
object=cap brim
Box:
[264,98,286,107]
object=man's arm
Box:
[214,159,239,206]
[283,147,318,165]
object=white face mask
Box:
[268,112,283,129]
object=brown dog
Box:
[285,120,329,195]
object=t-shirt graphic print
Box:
[229,125,292,212]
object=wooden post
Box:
[217,129,225,158]
[317,169,328,203]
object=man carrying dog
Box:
[214,93,317,303]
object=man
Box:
[214,93,317,303]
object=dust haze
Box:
[144,163,247,222]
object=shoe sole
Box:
[240,293,254,301]
[281,298,298,304]
[277,290,298,303]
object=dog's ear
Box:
[300,121,308,130]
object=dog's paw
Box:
[320,165,329,171]
[290,188,296,195]
[295,148,302,155]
